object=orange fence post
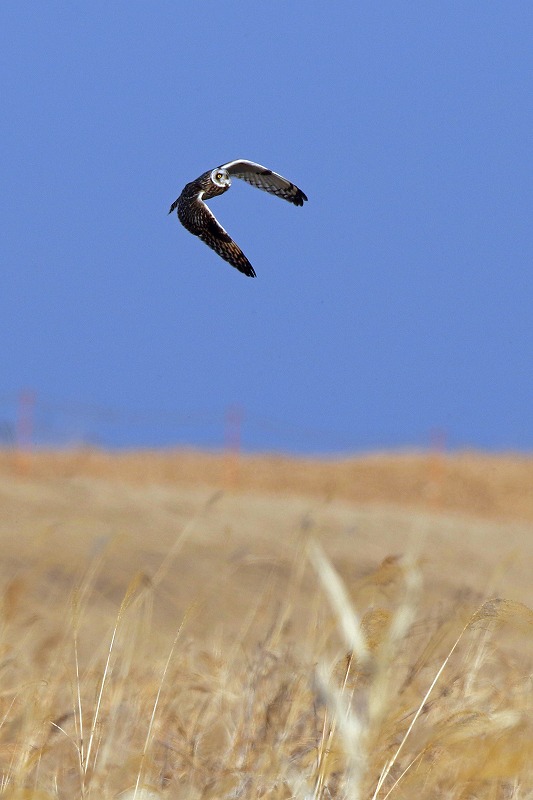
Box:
[15,390,36,475]
[427,427,447,509]
[223,405,243,490]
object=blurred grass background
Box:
[0,448,532,798]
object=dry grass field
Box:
[0,448,532,800]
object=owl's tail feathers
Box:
[168,198,179,215]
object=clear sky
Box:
[1,3,532,453]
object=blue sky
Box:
[1,3,532,453]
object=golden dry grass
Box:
[0,448,532,799]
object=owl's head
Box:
[210,168,231,189]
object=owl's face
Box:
[210,168,231,189]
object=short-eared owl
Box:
[168,159,308,277]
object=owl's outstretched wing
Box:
[184,197,256,278]
[220,160,308,206]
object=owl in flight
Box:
[168,159,308,277]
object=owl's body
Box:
[169,160,307,277]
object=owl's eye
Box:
[216,172,223,180]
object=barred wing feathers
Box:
[220,160,308,206]
[187,199,256,278]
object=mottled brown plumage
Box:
[168,160,307,277]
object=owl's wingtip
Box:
[240,263,256,278]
